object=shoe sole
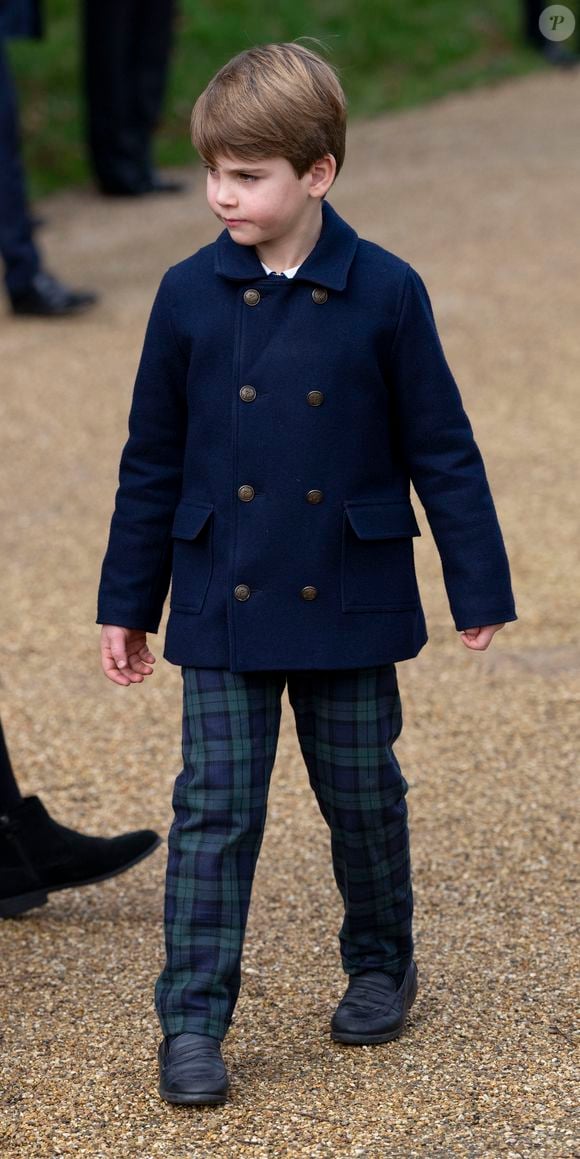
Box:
[0,836,162,919]
[158,1084,228,1106]
[0,889,49,918]
[11,301,96,317]
[330,965,418,1044]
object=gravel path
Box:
[1,67,578,1157]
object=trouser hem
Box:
[342,952,414,977]
[157,1017,229,1042]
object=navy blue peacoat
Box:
[96,199,517,671]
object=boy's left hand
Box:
[460,623,505,651]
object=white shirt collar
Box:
[259,260,300,279]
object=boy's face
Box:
[204,153,329,249]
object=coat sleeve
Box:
[388,263,517,630]
[96,271,188,632]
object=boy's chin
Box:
[225,229,257,246]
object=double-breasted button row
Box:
[236,282,326,600]
[237,486,323,504]
[234,583,318,601]
[243,286,328,306]
[239,385,324,405]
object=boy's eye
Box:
[203,165,257,182]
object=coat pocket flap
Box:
[171,501,214,540]
[344,499,421,540]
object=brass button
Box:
[238,484,255,502]
[234,584,251,601]
[311,287,328,304]
[301,586,318,601]
[243,288,260,306]
[306,489,323,504]
[240,385,256,401]
[307,390,324,406]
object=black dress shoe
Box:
[0,795,161,918]
[10,272,98,317]
[147,173,187,194]
[330,960,418,1044]
[158,1033,229,1105]
[541,43,580,69]
[99,173,187,197]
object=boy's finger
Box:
[460,631,490,651]
[102,654,132,685]
[102,643,145,680]
[127,655,154,675]
[107,665,145,684]
[110,640,128,669]
[461,627,480,640]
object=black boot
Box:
[0,795,161,918]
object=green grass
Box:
[6,0,545,198]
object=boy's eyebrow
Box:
[204,162,269,174]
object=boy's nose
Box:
[215,184,237,207]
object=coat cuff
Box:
[453,608,518,632]
[96,608,161,634]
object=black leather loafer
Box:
[330,960,418,1044]
[10,272,98,317]
[158,1033,229,1105]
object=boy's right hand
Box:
[100,625,156,686]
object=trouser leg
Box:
[155,666,285,1040]
[287,664,413,977]
[81,0,175,189]
[127,0,175,182]
[0,717,23,812]
[523,1,547,47]
[81,0,142,190]
[0,39,40,296]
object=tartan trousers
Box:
[154,664,414,1040]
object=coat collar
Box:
[214,199,359,291]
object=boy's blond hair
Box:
[190,41,347,179]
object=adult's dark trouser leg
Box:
[81,0,143,190]
[127,0,176,182]
[155,667,285,1041]
[0,38,40,296]
[287,665,413,978]
[0,717,22,812]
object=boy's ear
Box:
[309,153,337,198]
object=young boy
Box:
[97,42,517,1105]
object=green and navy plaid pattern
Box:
[155,665,414,1040]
